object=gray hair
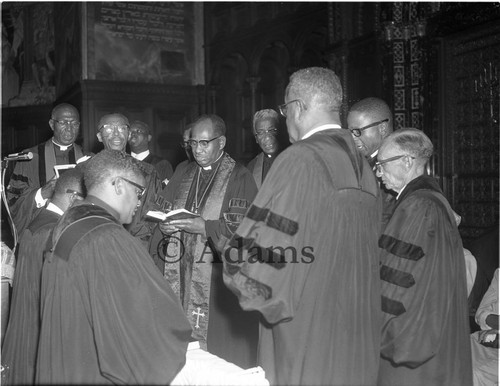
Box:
[383,128,434,162]
[253,109,279,132]
[286,67,343,112]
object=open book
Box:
[146,208,199,222]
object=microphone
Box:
[4,151,34,161]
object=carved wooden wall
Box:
[438,21,499,240]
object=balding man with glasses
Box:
[6,103,89,237]
[246,109,281,189]
[148,113,259,369]
[376,128,472,386]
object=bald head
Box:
[51,103,79,120]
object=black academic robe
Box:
[149,153,259,368]
[6,139,86,236]
[36,199,192,385]
[246,152,277,189]
[378,175,473,386]
[143,153,174,183]
[223,127,382,385]
[1,208,60,385]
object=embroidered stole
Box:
[164,154,235,348]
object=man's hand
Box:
[167,217,206,237]
[159,222,180,236]
[41,178,57,200]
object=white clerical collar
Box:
[52,139,72,151]
[301,124,342,140]
[371,149,379,159]
[396,184,408,200]
[202,152,224,170]
[46,202,64,215]
[131,150,150,161]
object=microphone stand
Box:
[1,158,18,254]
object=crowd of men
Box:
[0,66,489,385]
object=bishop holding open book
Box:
[148,114,259,368]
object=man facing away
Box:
[96,113,162,244]
[222,67,382,385]
[376,128,472,385]
[246,109,281,188]
[1,168,85,385]
[148,114,259,368]
[347,97,396,228]
[36,150,192,385]
[128,120,173,184]
[6,103,87,236]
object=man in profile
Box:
[36,150,191,384]
[347,97,396,227]
[222,67,382,385]
[128,120,173,184]
[246,109,281,188]
[1,168,85,385]
[376,128,472,385]
[6,103,87,235]
[148,114,259,368]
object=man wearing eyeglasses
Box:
[6,103,88,237]
[376,128,472,385]
[246,109,281,189]
[148,114,259,368]
[2,168,85,385]
[348,97,396,228]
[347,97,393,168]
[222,67,381,385]
[36,150,192,384]
[128,120,173,184]
[96,113,163,244]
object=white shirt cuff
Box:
[35,188,48,208]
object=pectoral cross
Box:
[192,307,205,329]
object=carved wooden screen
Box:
[441,22,499,239]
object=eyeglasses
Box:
[99,124,130,136]
[114,176,146,200]
[130,129,148,136]
[348,118,389,137]
[255,127,278,139]
[52,119,80,129]
[65,189,84,198]
[187,135,222,149]
[278,100,302,117]
[375,154,415,173]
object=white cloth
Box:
[476,269,499,331]
[171,342,269,386]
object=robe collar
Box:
[396,175,443,203]
[301,124,342,140]
[46,202,64,216]
[85,195,121,223]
